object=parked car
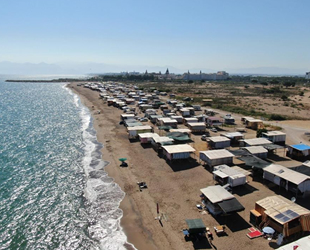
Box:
[210,128,217,132]
[139,117,148,122]
[201,133,210,141]
[201,135,208,141]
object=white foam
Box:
[69,91,137,250]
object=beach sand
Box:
[68,83,305,250]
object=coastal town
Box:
[70,79,310,250]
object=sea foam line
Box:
[67,86,137,250]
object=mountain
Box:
[227,67,307,76]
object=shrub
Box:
[281,95,289,101]
[269,114,286,121]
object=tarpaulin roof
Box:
[238,155,270,169]
[290,144,310,151]
[158,126,172,130]
[228,149,251,157]
[218,198,245,214]
[263,144,284,151]
[166,132,190,141]
[185,219,206,231]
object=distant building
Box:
[183,71,229,81]
[306,72,310,80]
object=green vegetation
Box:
[256,128,268,138]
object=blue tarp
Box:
[291,144,310,151]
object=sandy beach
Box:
[68,82,309,250]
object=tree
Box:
[256,128,267,138]
[261,81,268,86]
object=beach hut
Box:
[188,122,206,134]
[139,104,153,112]
[263,164,310,194]
[149,114,163,123]
[287,144,310,160]
[127,125,153,139]
[170,115,183,124]
[251,195,310,237]
[120,114,135,121]
[183,117,198,126]
[125,98,135,104]
[176,103,184,111]
[200,149,234,168]
[207,136,231,149]
[243,146,268,159]
[192,105,201,111]
[221,132,244,145]
[187,107,195,116]
[262,131,286,145]
[241,138,272,147]
[202,99,213,106]
[241,116,254,123]
[145,109,157,117]
[206,117,223,127]
[162,144,195,161]
[151,136,174,152]
[124,119,142,127]
[246,119,264,130]
[194,114,207,123]
[169,128,191,135]
[200,185,245,215]
[139,133,159,144]
[157,118,178,128]
[223,114,235,124]
[213,164,247,187]
[180,108,191,117]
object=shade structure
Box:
[262,226,275,234]
[119,158,127,162]
[185,219,206,234]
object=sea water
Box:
[0,76,134,250]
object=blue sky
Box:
[1,0,310,73]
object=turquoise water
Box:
[0,77,130,250]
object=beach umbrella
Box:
[119,158,127,162]
[262,227,275,234]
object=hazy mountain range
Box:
[0,61,307,76]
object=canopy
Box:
[262,227,275,234]
[166,132,190,142]
[217,198,245,214]
[238,155,270,169]
[185,219,206,234]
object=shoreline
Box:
[68,83,152,250]
[68,82,309,250]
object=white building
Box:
[183,71,229,81]
[306,72,310,80]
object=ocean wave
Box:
[73,89,136,250]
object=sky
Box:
[1,0,310,74]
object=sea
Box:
[0,75,134,250]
